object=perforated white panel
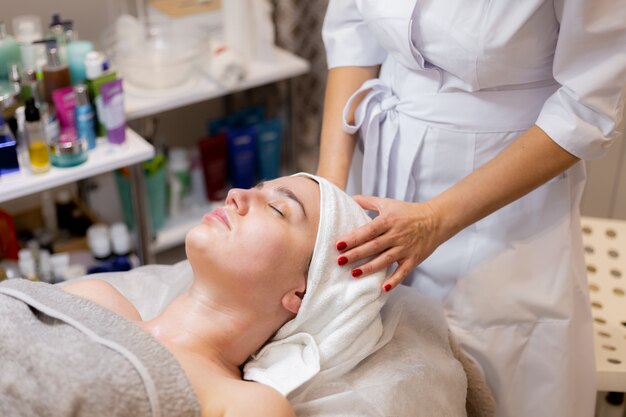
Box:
[581,216,626,392]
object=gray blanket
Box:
[0,279,200,417]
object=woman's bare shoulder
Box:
[219,380,295,417]
[62,279,141,321]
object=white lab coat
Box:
[323,1,626,416]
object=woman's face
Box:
[185,176,320,307]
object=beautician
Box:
[317,1,626,416]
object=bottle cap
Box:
[85,51,104,80]
[74,84,89,106]
[110,222,131,255]
[87,224,111,259]
[24,97,41,122]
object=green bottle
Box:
[0,22,21,81]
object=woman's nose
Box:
[226,188,260,215]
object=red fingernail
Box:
[338,256,348,266]
[352,268,363,278]
[336,241,347,251]
[384,284,392,292]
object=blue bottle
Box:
[255,118,282,180]
[227,126,257,189]
[0,113,20,176]
[74,84,97,150]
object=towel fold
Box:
[243,173,389,396]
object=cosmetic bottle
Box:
[167,147,191,217]
[198,133,228,201]
[24,97,50,174]
[48,13,70,65]
[0,113,20,175]
[74,84,96,149]
[42,43,71,108]
[66,40,93,85]
[227,126,256,189]
[18,249,38,281]
[12,15,43,70]
[110,222,132,272]
[14,105,29,169]
[255,118,282,180]
[85,51,119,137]
[52,86,75,129]
[0,22,21,81]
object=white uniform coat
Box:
[323,1,626,416]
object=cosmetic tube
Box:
[52,86,75,129]
[255,118,282,180]
[100,78,125,145]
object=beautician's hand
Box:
[336,196,446,292]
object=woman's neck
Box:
[140,282,281,379]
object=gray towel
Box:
[0,279,200,417]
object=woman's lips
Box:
[204,207,231,229]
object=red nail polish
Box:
[384,284,392,292]
[338,256,348,266]
[336,241,347,251]
[352,268,363,278]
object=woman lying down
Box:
[0,174,490,417]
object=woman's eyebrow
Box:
[255,181,307,218]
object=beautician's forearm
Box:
[317,66,379,189]
[429,125,580,239]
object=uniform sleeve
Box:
[322,0,388,68]
[535,0,626,160]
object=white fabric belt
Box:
[342,78,559,197]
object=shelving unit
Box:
[125,47,309,120]
[124,46,310,259]
[0,129,154,203]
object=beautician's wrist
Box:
[426,194,468,243]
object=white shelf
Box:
[125,47,310,120]
[0,129,155,203]
[151,200,221,253]
[581,216,626,392]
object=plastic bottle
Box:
[24,97,50,173]
[18,249,37,280]
[42,44,71,108]
[74,84,96,149]
[0,21,21,81]
[12,15,43,72]
[87,224,112,262]
[168,148,191,217]
[110,222,132,272]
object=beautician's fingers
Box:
[383,259,420,292]
[335,195,387,252]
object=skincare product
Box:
[24,97,50,173]
[14,105,29,169]
[0,113,20,175]
[255,118,282,180]
[73,84,96,149]
[198,134,228,201]
[110,222,132,272]
[42,44,71,107]
[100,78,125,145]
[49,131,87,168]
[167,147,191,217]
[0,22,21,81]
[12,15,43,72]
[48,13,70,64]
[90,70,118,137]
[227,126,256,189]
[66,40,93,85]
[52,86,75,129]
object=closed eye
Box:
[269,204,284,217]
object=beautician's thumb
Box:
[353,195,384,213]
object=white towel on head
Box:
[243,173,389,396]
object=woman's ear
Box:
[281,290,305,315]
